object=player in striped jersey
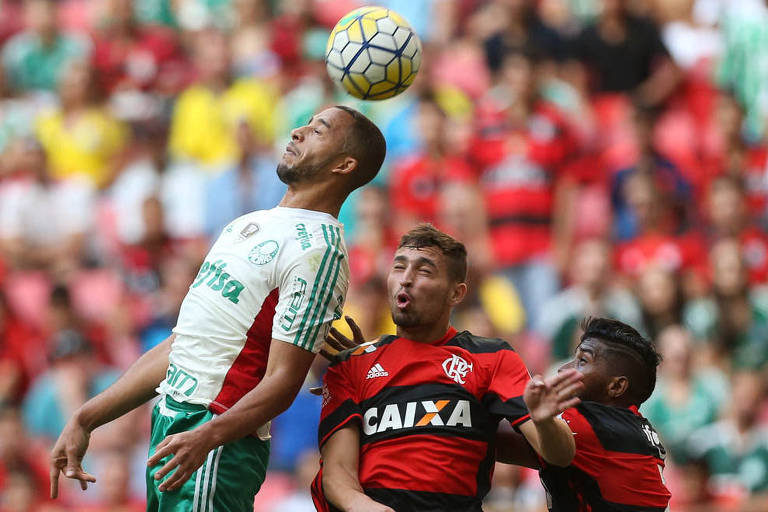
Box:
[313,224,583,512]
[49,106,386,511]
[497,318,672,511]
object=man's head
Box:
[387,224,467,329]
[277,106,386,195]
[560,317,661,407]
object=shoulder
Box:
[445,330,516,354]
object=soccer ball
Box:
[325,7,422,101]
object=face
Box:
[560,338,614,403]
[386,246,462,329]
[277,108,354,185]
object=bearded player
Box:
[313,224,583,512]
[49,106,386,511]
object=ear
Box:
[447,281,468,307]
[606,376,629,399]
[330,156,358,177]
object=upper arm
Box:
[272,237,349,354]
[321,424,360,473]
[262,337,317,395]
[485,348,531,427]
[318,361,361,448]
[495,428,541,469]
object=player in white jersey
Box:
[49,106,386,511]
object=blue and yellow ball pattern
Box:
[325,7,422,101]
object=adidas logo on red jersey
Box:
[366,363,389,379]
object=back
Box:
[540,401,671,512]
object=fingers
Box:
[50,465,60,499]
[547,369,583,388]
[558,397,581,411]
[147,437,173,467]
[153,454,180,483]
[325,328,350,352]
[346,316,365,345]
[556,382,585,402]
[319,348,334,361]
[158,463,193,492]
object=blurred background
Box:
[0,0,766,510]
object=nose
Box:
[290,126,305,142]
[399,268,414,288]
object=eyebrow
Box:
[318,118,331,129]
[393,255,438,268]
[578,346,595,357]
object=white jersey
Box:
[158,207,349,436]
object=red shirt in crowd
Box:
[471,101,576,266]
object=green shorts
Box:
[146,395,270,512]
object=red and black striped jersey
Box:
[540,402,671,512]
[312,327,531,512]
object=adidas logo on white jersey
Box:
[366,363,389,379]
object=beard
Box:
[391,309,421,328]
[276,153,336,185]
[276,162,303,185]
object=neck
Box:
[396,314,453,344]
[278,183,346,218]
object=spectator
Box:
[204,119,285,238]
[0,406,50,505]
[167,28,279,169]
[685,238,768,369]
[35,59,128,188]
[1,0,89,94]
[390,91,474,235]
[471,50,576,331]
[706,175,768,284]
[572,0,680,106]
[540,238,643,360]
[21,327,119,441]
[0,290,45,405]
[91,0,187,96]
[0,137,94,274]
[688,371,768,504]
[643,325,727,463]
[636,264,684,340]
[347,184,398,285]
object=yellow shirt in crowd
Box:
[35,108,128,188]
[168,79,279,168]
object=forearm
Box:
[324,462,369,510]
[530,417,575,467]
[201,370,301,447]
[495,430,541,469]
[76,335,173,431]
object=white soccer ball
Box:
[325,6,422,101]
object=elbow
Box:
[542,439,575,467]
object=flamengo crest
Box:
[443,354,473,384]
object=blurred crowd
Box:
[0,0,767,510]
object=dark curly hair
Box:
[581,317,662,405]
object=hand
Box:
[147,427,215,492]
[345,494,395,512]
[523,369,583,424]
[49,416,96,498]
[320,316,366,361]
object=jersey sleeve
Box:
[317,359,361,448]
[271,241,349,354]
[483,347,531,426]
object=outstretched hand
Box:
[319,316,366,361]
[49,418,96,498]
[524,369,584,423]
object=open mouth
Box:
[396,292,411,309]
[285,144,297,155]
